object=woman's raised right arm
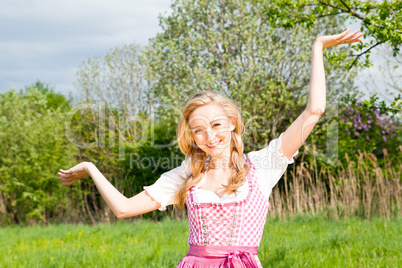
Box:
[58,162,161,219]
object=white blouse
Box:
[144,132,298,211]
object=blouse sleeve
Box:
[143,159,191,211]
[247,132,298,199]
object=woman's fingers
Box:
[346,32,363,42]
[58,163,89,186]
[57,171,79,182]
[57,177,70,182]
[57,176,77,183]
[349,35,363,43]
[60,169,72,174]
[345,35,363,44]
[336,28,351,40]
[62,180,77,186]
[345,31,362,38]
[59,176,78,186]
[57,172,77,180]
[332,30,363,47]
[340,30,359,41]
[318,29,363,49]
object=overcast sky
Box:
[1,0,398,102]
[0,0,171,97]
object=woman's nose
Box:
[205,128,217,141]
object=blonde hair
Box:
[174,91,250,209]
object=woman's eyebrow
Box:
[190,123,202,129]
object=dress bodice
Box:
[185,158,269,247]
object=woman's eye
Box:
[194,129,204,133]
[213,123,221,128]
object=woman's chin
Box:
[205,147,229,158]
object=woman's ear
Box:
[230,119,236,131]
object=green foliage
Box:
[0,85,78,224]
[73,44,157,222]
[117,122,184,220]
[339,93,401,161]
[307,93,401,166]
[260,0,402,68]
[121,122,183,192]
[25,81,72,111]
[74,43,153,177]
[145,0,357,150]
[65,97,183,221]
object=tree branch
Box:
[348,41,385,70]
[318,0,349,13]
[318,1,402,34]
[318,0,366,21]
[316,11,348,18]
[339,0,351,12]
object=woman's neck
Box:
[206,146,233,169]
[208,156,232,169]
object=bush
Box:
[0,84,79,225]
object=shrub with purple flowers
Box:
[339,93,400,157]
[308,93,401,166]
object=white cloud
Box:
[0,0,172,96]
[0,0,396,102]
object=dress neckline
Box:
[194,173,249,200]
[189,158,254,207]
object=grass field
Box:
[1,215,401,268]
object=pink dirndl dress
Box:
[176,158,269,268]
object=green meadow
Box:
[1,215,401,268]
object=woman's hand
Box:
[315,28,364,50]
[57,162,91,186]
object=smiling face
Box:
[189,104,234,159]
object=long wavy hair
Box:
[174,91,250,209]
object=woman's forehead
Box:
[188,104,229,126]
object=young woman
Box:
[58,29,363,267]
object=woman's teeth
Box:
[207,140,221,147]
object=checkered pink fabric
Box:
[186,158,269,247]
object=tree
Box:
[260,0,402,69]
[145,0,357,150]
[74,43,175,222]
[76,43,152,144]
[74,43,153,173]
[0,85,78,224]
[26,81,73,111]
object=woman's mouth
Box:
[206,140,221,148]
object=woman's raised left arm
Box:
[278,29,363,160]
